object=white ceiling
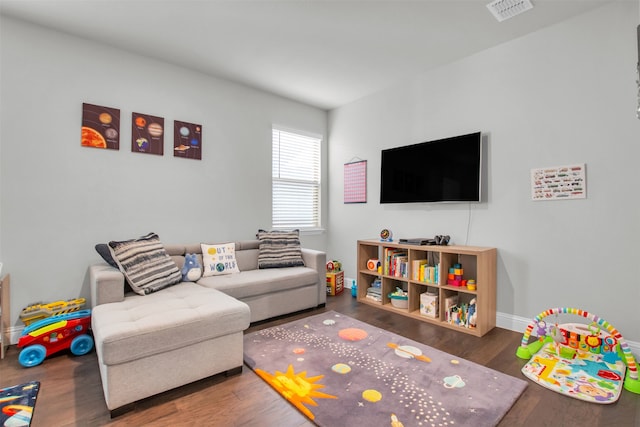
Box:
[0,0,613,110]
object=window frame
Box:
[271,127,322,230]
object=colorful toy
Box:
[467,298,477,328]
[326,260,342,273]
[19,297,86,325]
[366,258,380,272]
[17,309,93,368]
[181,253,202,282]
[516,307,640,403]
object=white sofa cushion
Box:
[92,282,250,366]
[196,266,318,300]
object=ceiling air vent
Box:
[487,0,533,22]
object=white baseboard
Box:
[497,311,640,359]
[8,325,24,345]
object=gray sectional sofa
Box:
[89,238,326,415]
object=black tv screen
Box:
[380,132,482,203]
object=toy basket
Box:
[388,289,408,309]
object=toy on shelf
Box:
[17,309,93,368]
[366,258,381,272]
[388,287,408,309]
[19,298,86,325]
[516,307,640,403]
[446,263,475,288]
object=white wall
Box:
[327,1,640,342]
[0,17,327,329]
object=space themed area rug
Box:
[243,311,527,427]
[0,381,40,427]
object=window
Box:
[272,128,321,229]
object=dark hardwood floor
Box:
[1,292,638,426]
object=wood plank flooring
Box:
[1,292,638,426]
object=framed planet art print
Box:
[132,112,165,155]
[173,120,202,160]
[81,103,120,150]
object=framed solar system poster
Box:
[173,120,202,160]
[81,103,120,150]
[132,112,164,155]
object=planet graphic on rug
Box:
[322,319,335,326]
[387,343,431,362]
[338,328,367,341]
[331,363,351,374]
[443,375,466,389]
[293,348,305,355]
[362,389,382,402]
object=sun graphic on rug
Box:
[254,364,337,420]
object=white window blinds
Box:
[272,128,321,229]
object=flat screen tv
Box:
[380,132,482,203]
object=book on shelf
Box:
[444,295,459,323]
[418,263,440,284]
[383,248,408,278]
[411,259,427,280]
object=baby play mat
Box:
[0,381,40,427]
[517,307,640,404]
[521,341,625,404]
[244,311,527,427]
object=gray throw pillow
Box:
[108,232,181,295]
[95,243,118,268]
[257,229,305,269]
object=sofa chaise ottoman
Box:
[89,232,325,416]
[91,282,250,416]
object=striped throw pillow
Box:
[108,232,182,295]
[257,229,305,269]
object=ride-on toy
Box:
[17,309,93,367]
